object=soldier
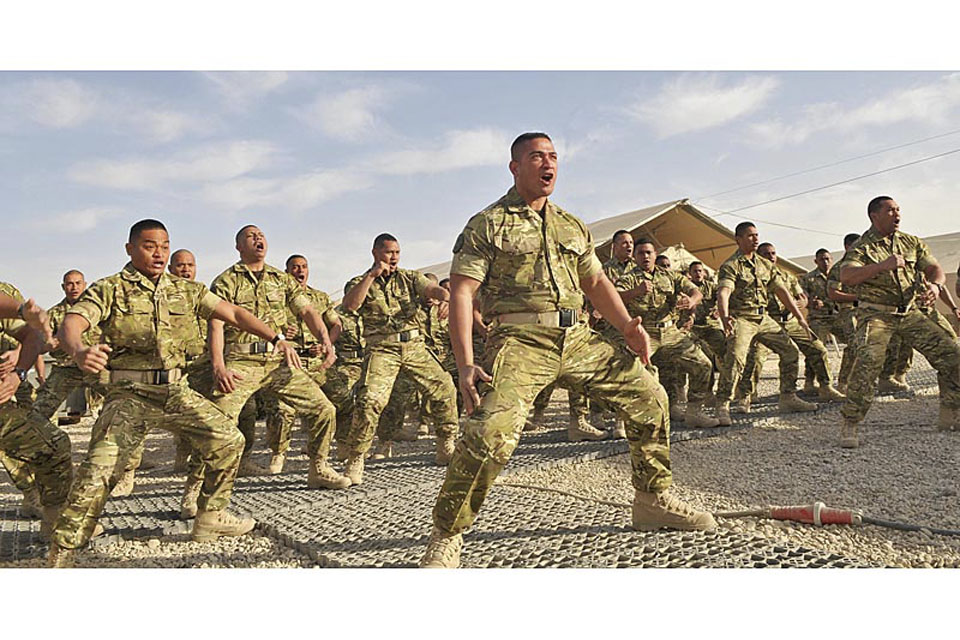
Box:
[182,225,350,519]
[261,254,344,474]
[655,254,672,270]
[801,249,856,393]
[687,261,726,397]
[0,291,72,540]
[602,230,637,284]
[326,301,365,459]
[47,219,297,567]
[734,242,844,412]
[714,222,818,426]
[838,196,960,447]
[612,238,720,428]
[340,234,459,484]
[0,282,44,409]
[419,132,715,568]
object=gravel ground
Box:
[2,355,958,568]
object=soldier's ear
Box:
[509,160,519,177]
[124,242,133,257]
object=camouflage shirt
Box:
[333,303,364,359]
[0,282,26,352]
[826,257,855,307]
[615,265,698,326]
[766,267,803,318]
[67,262,223,371]
[716,250,785,316]
[602,257,636,285]
[210,262,310,347]
[48,298,103,366]
[692,277,720,327]
[283,285,338,352]
[843,226,938,308]
[451,186,603,318]
[800,268,838,319]
[345,268,431,339]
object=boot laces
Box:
[658,491,697,517]
[425,530,461,564]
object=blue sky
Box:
[3,70,960,307]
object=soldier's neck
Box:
[243,258,266,272]
[516,186,548,213]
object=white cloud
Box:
[28,207,122,233]
[21,78,100,128]
[201,169,372,213]
[292,86,389,142]
[364,128,511,175]
[628,74,780,138]
[134,109,210,143]
[202,71,289,106]
[752,72,960,147]
[68,140,279,190]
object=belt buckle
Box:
[155,370,170,385]
[252,342,268,355]
[896,305,907,313]
[559,309,575,328]
[399,331,411,342]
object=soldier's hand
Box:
[675,293,692,310]
[75,344,111,374]
[720,315,735,338]
[459,364,492,416]
[276,340,303,370]
[213,364,244,393]
[0,371,19,405]
[19,299,48,331]
[0,351,16,375]
[369,261,390,278]
[636,281,653,296]
[437,300,449,321]
[811,299,824,310]
[920,283,939,307]
[622,317,652,365]
[309,343,323,357]
[681,315,694,331]
[799,320,814,341]
[321,344,337,370]
[881,254,906,271]
[284,324,298,339]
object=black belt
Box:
[295,347,314,358]
[779,311,791,323]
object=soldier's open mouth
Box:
[540,173,554,185]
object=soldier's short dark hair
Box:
[655,255,671,265]
[171,248,195,261]
[843,233,861,248]
[688,261,703,272]
[510,132,552,161]
[424,272,438,282]
[867,195,894,215]
[62,269,84,281]
[734,221,757,237]
[612,229,632,243]
[373,233,398,249]
[129,219,167,243]
[285,254,307,268]
[758,242,774,252]
[235,224,260,244]
[634,237,655,249]
[439,277,450,287]
[815,248,831,258]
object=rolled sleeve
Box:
[717,264,736,292]
[577,229,603,280]
[915,239,938,272]
[196,290,223,320]
[450,215,492,283]
[67,281,109,328]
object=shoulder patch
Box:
[452,233,465,254]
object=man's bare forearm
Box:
[58,314,92,360]
[582,272,633,332]
[342,271,376,312]
[450,276,481,370]
[301,307,332,348]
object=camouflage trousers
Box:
[432,321,671,535]
[532,382,590,419]
[879,332,914,379]
[322,359,363,443]
[345,339,458,456]
[717,313,800,403]
[738,317,831,399]
[187,354,336,482]
[841,308,960,424]
[690,322,728,392]
[644,325,713,403]
[0,402,72,507]
[378,371,425,440]
[52,378,244,550]
[807,312,857,388]
[263,357,329,455]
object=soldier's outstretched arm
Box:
[774,286,813,337]
[298,306,336,369]
[581,271,650,363]
[59,313,111,373]
[717,286,734,337]
[449,274,491,415]
[11,324,49,375]
[210,301,303,371]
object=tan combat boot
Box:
[937,405,957,432]
[778,392,817,413]
[418,526,463,568]
[371,440,394,460]
[802,377,817,394]
[394,423,419,442]
[716,402,732,426]
[110,468,136,497]
[180,478,202,520]
[878,376,909,393]
[20,485,42,519]
[417,423,430,437]
[893,373,911,390]
[237,455,268,477]
[669,403,685,423]
[308,456,352,489]
[191,509,256,543]
[684,402,720,428]
[47,544,75,568]
[343,454,364,485]
[631,490,717,532]
[568,415,608,442]
[334,442,349,462]
[613,418,627,439]
[524,407,545,432]
[840,420,859,448]
[436,432,456,465]
[267,452,286,475]
[818,384,846,402]
[732,395,751,414]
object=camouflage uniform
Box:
[689,276,727,390]
[0,283,40,409]
[840,227,960,424]
[431,187,672,535]
[737,266,832,399]
[322,304,365,443]
[51,263,245,550]
[801,266,856,388]
[343,269,458,456]
[715,250,801,402]
[186,262,337,482]
[611,265,715,404]
[263,286,340,456]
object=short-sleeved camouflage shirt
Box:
[716,250,785,316]
[766,266,803,317]
[602,257,636,285]
[451,186,603,318]
[843,226,938,307]
[333,303,364,357]
[67,262,222,371]
[0,282,26,352]
[282,285,338,352]
[48,298,103,366]
[344,268,431,339]
[692,277,720,326]
[210,262,310,346]
[614,265,698,326]
[800,268,838,319]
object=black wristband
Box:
[270,334,283,346]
